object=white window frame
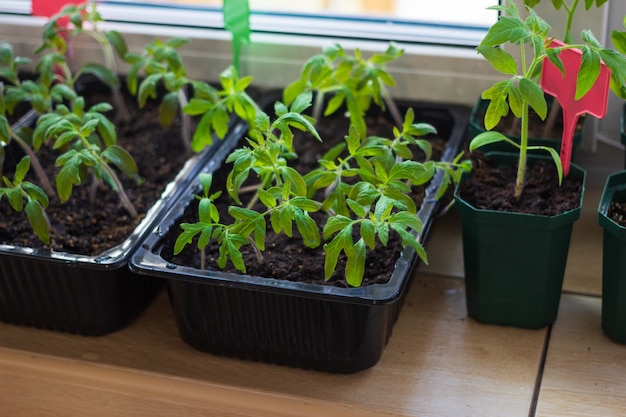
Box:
[0,0,622,179]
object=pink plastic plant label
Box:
[541,39,610,176]
[32,0,83,17]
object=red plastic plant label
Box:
[32,0,83,17]
[541,39,610,176]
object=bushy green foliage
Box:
[175,90,470,287]
[470,1,626,198]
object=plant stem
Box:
[247,234,264,265]
[515,100,529,200]
[99,161,138,218]
[380,84,403,129]
[77,134,138,218]
[9,129,54,196]
[312,91,325,122]
[91,30,130,122]
[177,88,192,152]
[245,172,273,210]
[562,0,578,44]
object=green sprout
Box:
[284,43,404,136]
[126,37,193,151]
[34,97,139,218]
[183,66,260,152]
[470,1,626,199]
[0,156,50,244]
[175,92,470,287]
[523,0,608,44]
[41,2,130,120]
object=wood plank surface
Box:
[0,272,546,417]
[535,294,626,417]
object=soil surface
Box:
[608,201,626,227]
[457,152,584,216]
[1,85,192,255]
[161,106,447,288]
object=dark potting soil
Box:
[0,88,192,255]
[457,152,584,216]
[161,107,447,288]
[608,201,626,227]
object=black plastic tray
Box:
[131,99,470,372]
[0,108,248,335]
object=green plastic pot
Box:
[454,153,585,329]
[620,101,626,168]
[598,170,626,344]
[469,97,584,154]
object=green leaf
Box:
[80,118,100,138]
[106,30,128,59]
[22,182,48,207]
[55,150,92,202]
[159,92,179,127]
[598,49,626,91]
[294,210,320,248]
[323,227,352,280]
[184,98,215,115]
[102,145,139,178]
[13,156,31,184]
[345,238,366,287]
[469,131,515,152]
[282,166,307,196]
[476,45,517,75]
[612,29,626,55]
[6,187,24,211]
[198,173,213,196]
[289,196,319,212]
[229,206,261,222]
[138,73,161,107]
[481,81,511,130]
[360,219,376,249]
[480,17,529,47]
[257,188,277,208]
[519,77,547,120]
[81,63,120,89]
[393,226,428,264]
[25,199,50,244]
[323,215,352,240]
[324,92,345,117]
[277,205,295,237]
[174,223,203,254]
[290,90,313,114]
[576,46,601,100]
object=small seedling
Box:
[175,92,470,287]
[284,43,404,136]
[183,66,260,152]
[42,2,130,120]
[470,1,626,198]
[0,156,50,244]
[34,97,139,218]
[126,37,193,151]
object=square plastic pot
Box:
[130,100,471,373]
[598,170,626,344]
[454,153,586,329]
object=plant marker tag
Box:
[541,39,611,176]
[32,0,81,18]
